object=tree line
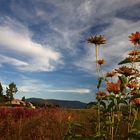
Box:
[0,82,18,102]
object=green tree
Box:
[21,96,26,102]
[0,82,3,96]
[6,83,18,100]
[0,82,4,102]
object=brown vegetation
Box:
[0,107,96,140]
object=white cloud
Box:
[0,55,28,66]
[0,18,62,72]
[46,88,90,94]
[74,18,140,74]
[32,0,140,72]
[20,87,90,94]
[18,77,90,94]
[0,0,139,102]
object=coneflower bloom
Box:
[97,91,107,96]
[129,31,140,45]
[106,80,120,94]
[87,35,106,75]
[97,59,106,65]
[115,66,138,77]
[106,71,117,78]
[96,91,107,100]
[132,98,140,105]
[125,56,137,61]
[118,56,140,65]
[128,50,140,56]
[127,81,139,89]
[131,90,140,95]
[87,35,106,45]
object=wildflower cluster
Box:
[65,31,140,140]
[92,31,140,140]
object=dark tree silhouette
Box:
[0,83,3,96]
[6,83,18,100]
[21,96,26,102]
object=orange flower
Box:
[97,91,107,96]
[106,71,117,78]
[132,98,140,105]
[106,80,120,94]
[115,66,138,76]
[87,35,106,45]
[97,59,106,65]
[130,90,140,95]
[125,56,137,62]
[127,81,139,88]
[129,31,140,45]
[128,50,140,56]
[96,91,107,100]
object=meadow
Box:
[0,107,97,140]
[0,107,139,140]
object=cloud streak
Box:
[0,18,62,72]
[0,55,28,66]
[46,88,90,94]
[19,77,90,94]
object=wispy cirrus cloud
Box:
[31,0,140,74]
[0,17,62,72]
[6,0,140,70]
[19,77,90,94]
[0,55,28,66]
[0,0,139,102]
[74,18,140,75]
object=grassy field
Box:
[0,107,140,140]
[0,107,97,140]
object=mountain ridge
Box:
[26,98,87,109]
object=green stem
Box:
[109,113,112,136]
[111,110,114,140]
[115,105,120,136]
[95,45,100,77]
[131,108,138,129]
[97,101,101,135]
[128,104,132,139]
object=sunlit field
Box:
[0,107,96,140]
[0,107,140,140]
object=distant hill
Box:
[26,98,87,109]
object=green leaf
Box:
[118,76,127,93]
[132,120,140,129]
[72,122,83,127]
[117,98,128,105]
[128,131,140,139]
[100,101,106,109]
[128,76,136,82]
[118,58,140,65]
[107,101,115,111]
[118,75,127,83]
[97,77,103,89]
[105,120,112,126]
[113,98,117,106]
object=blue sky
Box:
[0,0,140,103]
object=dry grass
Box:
[1,107,138,140]
[0,108,96,140]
